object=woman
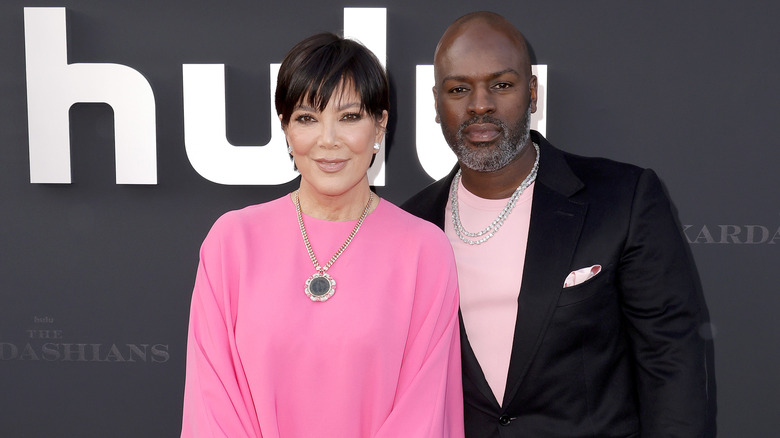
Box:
[180,33,464,437]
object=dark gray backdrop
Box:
[1,1,778,436]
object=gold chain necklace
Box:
[293,190,374,302]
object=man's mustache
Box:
[459,116,505,131]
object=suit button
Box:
[498,415,511,426]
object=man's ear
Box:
[432,86,441,123]
[529,75,538,114]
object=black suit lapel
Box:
[502,136,588,408]
[502,182,587,407]
[459,311,503,410]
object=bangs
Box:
[276,33,389,125]
[297,76,367,115]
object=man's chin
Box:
[457,155,503,173]
[466,140,498,149]
[455,147,523,173]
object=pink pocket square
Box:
[563,265,602,287]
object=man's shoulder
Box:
[532,133,667,209]
[540,142,676,227]
[555,145,644,181]
[401,178,445,208]
[540,138,650,196]
[400,170,456,225]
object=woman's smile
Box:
[314,158,349,173]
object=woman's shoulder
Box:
[208,195,291,237]
[374,199,451,249]
[377,198,439,230]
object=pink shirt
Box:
[181,196,463,437]
[445,179,534,405]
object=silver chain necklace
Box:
[293,190,374,302]
[451,142,540,245]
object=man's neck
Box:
[459,140,537,199]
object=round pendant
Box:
[305,272,336,302]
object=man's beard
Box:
[444,104,531,173]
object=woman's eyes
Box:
[294,114,315,123]
[293,112,363,123]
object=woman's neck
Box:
[295,180,376,221]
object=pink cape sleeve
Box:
[180,219,262,438]
[373,228,465,438]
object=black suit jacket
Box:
[402,131,715,437]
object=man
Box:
[403,11,715,437]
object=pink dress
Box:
[181,196,464,438]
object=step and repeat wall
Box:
[1,1,778,436]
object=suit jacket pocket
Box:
[556,264,613,307]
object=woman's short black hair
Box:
[275,32,389,126]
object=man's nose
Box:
[468,86,496,115]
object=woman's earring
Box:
[287,145,293,154]
[373,142,381,151]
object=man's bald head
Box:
[434,11,532,83]
[431,10,538,180]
